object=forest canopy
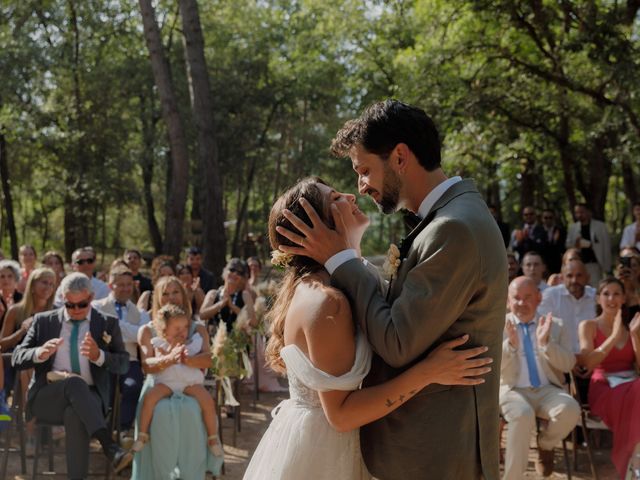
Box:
[1,0,638,271]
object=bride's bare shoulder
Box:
[293,279,351,328]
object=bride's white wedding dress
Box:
[243,333,373,480]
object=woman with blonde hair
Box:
[0,267,56,352]
[136,256,176,312]
[132,275,222,479]
[42,251,66,288]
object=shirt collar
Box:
[559,284,596,300]
[417,176,462,220]
[513,313,537,327]
[62,308,90,323]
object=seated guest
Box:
[510,206,547,261]
[185,247,215,294]
[521,251,548,292]
[246,256,262,301]
[0,268,56,400]
[200,258,257,334]
[132,276,223,479]
[577,277,640,479]
[540,209,566,274]
[500,277,579,479]
[93,266,150,433]
[175,264,205,316]
[12,273,132,477]
[17,245,38,294]
[124,249,152,295]
[54,247,110,305]
[617,256,640,315]
[620,202,640,251]
[538,259,596,354]
[136,255,175,312]
[42,251,66,288]
[0,260,23,307]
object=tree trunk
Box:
[519,156,536,208]
[0,131,18,259]
[139,0,189,260]
[621,156,638,205]
[179,0,226,278]
[139,91,163,254]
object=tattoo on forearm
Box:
[385,390,418,408]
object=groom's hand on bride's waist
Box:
[277,198,353,264]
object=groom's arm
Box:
[331,218,481,368]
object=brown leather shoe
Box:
[535,448,554,476]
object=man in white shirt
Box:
[12,273,132,477]
[521,251,548,292]
[500,277,579,479]
[538,260,597,353]
[620,202,640,251]
[93,266,150,432]
[54,247,110,305]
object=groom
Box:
[279,100,507,479]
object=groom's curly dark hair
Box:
[330,99,442,172]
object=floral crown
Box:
[271,249,293,268]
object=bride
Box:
[243,177,493,479]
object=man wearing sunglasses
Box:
[54,247,110,307]
[13,273,132,478]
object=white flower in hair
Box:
[271,249,293,268]
[383,243,402,277]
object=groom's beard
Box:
[375,164,402,214]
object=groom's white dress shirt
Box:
[325,176,462,274]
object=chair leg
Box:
[46,427,54,472]
[579,412,599,480]
[572,428,579,471]
[562,437,572,480]
[0,424,11,479]
[31,427,40,480]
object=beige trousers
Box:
[500,384,580,480]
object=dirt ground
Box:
[2,389,619,479]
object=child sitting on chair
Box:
[133,304,223,456]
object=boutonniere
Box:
[102,331,112,345]
[383,243,402,278]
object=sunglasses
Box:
[75,258,95,265]
[64,300,91,310]
[228,268,246,275]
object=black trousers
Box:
[31,377,106,479]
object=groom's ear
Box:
[391,143,412,173]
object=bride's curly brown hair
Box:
[265,176,335,374]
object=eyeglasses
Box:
[228,268,245,275]
[75,258,95,265]
[64,300,91,310]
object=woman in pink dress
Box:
[578,277,640,478]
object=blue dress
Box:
[131,323,223,480]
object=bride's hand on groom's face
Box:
[277,198,353,264]
[422,335,493,386]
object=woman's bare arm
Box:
[308,291,491,433]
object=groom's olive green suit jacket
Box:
[332,179,507,480]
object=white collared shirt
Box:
[325,176,462,274]
[538,284,597,353]
[620,221,640,250]
[511,314,550,388]
[93,295,150,361]
[35,309,105,385]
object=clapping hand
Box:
[421,335,492,386]
[80,332,100,362]
[536,313,553,348]
[505,321,519,349]
[37,338,63,361]
[191,277,200,292]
